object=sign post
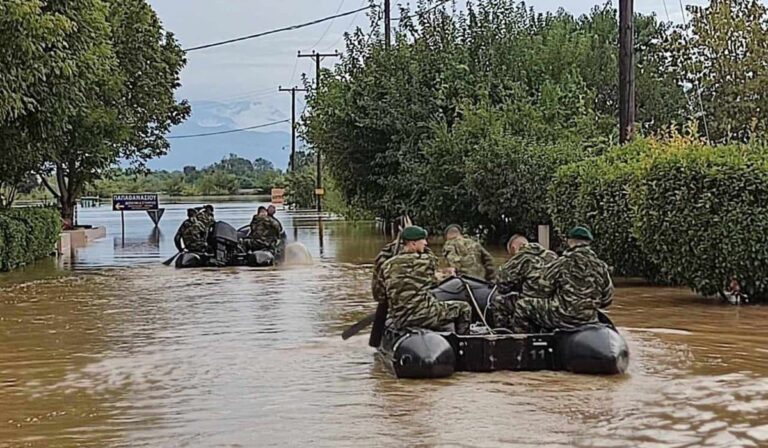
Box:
[112,194,164,245]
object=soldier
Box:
[489,234,558,329]
[511,226,614,333]
[174,208,208,253]
[197,204,215,229]
[382,226,472,334]
[248,206,281,252]
[442,224,495,281]
[266,204,287,239]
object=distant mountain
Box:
[147,100,301,172]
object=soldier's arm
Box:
[532,258,560,298]
[442,241,462,270]
[479,245,496,282]
[598,269,614,309]
[496,256,527,294]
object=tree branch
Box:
[38,174,61,199]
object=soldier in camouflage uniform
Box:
[489,235,558,329]
[197,204,215,230]
[442,224,496,281]
[382,226,472,334]
[174,208,208,253]
[511,226,613,333]
[247,206,282,253]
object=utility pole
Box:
[297,50,340,213]
[619,0,636,144]
[278,86,307,172]
[384,0,391,48]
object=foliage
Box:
[632,137,768,300]
[665,0,768,143]
[36,0,190,222]
[549,140,657,276]
[82,153,284,198]
[0,207,59,271]
[302,0,686,234]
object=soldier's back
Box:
[382,252,439,326]
[549,245,612,326]
[443,237,487,279]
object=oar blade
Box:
[341,312,376,340]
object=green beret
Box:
[402,225,428,241]
[567,226,593,241]
[444,224,462,235]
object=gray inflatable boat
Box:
[378,277,630,379]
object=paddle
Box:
[341,311,376,340]
[162,252,181,266]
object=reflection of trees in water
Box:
[113,227,161,251]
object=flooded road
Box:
[1,200,767,447]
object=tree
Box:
[252,157,275,173]
[39,0,190,223]
[215,153,253,177]
[0,1,76,208]
[666,0,768,142]
[301,0,685,233]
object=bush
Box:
[549,140,657,277]
[0,208,60,271]
[632,140,768,300]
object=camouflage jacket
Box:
[442,236,496,281]
[372,239,432,303]
[381,252,441,328]
[537,243,614,327]
[496,243,557,297]
[176,218,207,252]
[250,215,281,246]
[197,209,215,229]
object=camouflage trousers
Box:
[489,294,558,334]
[393,300,472,335]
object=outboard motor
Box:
[392,331,456,379]
[210,221,241,265]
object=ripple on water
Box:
[1,212,768,446]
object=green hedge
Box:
[0,208,60,272]
[632,142,768,300]
[551,137,768,300]
[549,140,657,277]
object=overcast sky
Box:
[148,0,710,121]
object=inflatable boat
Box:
[175,221,276,268]
[377,277,629,379]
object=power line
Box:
[168,120,289,139]
[309,0,347,49]
[184,5,374,52]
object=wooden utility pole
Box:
[278,86,307,172]
[384,0,391,48]
[619,0,636,143]
[297,50,340,213]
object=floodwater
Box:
[1,200,767,447]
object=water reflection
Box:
[0,201,766,447]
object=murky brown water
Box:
[1,201,767,447]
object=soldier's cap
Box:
[567,226,593,241]
[444,224,462,235]
[402,225,428,241]
[204,204,214,212]
[187,208,197,216]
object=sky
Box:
[148,0,711,129]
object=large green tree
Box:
[39,0,190,222]
[302,0,686,235]
[0,0,73,208]
[666,0,768,143]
